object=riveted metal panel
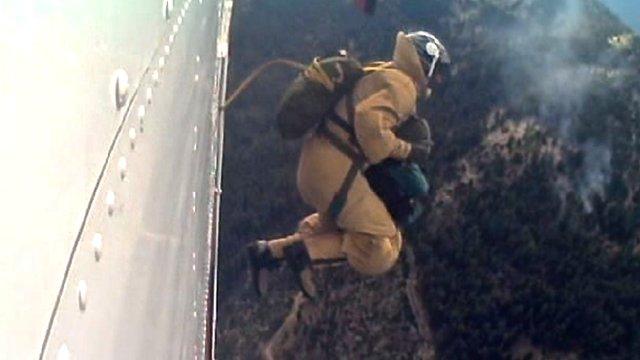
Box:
[0,0,224,358]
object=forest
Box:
[216,0,640,358]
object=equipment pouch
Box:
[365,159,429,226]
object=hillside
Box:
[216,0,640,358]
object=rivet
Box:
[56,343,70,360]
[110,69,129,111]
[173,24,179,33]
[92,233,103,261]
[194,74,199,82]
[192,251,196,259]
[128,128,137,150]
[78,280,88,311]
[193,311,197,318]
[164,45,170,55]
[106,190,116,215]
[152,69,160,85]
[178,16,183,25]
[192,264,196,272]
[162,0,174,20]
[146,87,153,104]
[195,55,200,63]
[159,56,165,70]
[169,34,175,44]
[118,156,127,180]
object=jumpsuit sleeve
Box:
[353,70,417,164]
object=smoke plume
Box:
[495,0,617,210]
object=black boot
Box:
[246,240,281,297]
[283,242,318,300]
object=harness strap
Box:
[318,92,367,221]
[326,112,356,145]
[326,91,358,146]
[319,66,399,222]
[327,163,360,220]
[346,91,356,127]
[316,123,366,169]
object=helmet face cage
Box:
[407,31,450,79]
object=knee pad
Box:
[342,232,402,276]
[297,214,320,235]
[297,213,336,236]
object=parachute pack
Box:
[276,55,366,139]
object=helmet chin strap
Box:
[416,41,441,99]
[427,53,440,78]
[422,42,440,100]
[417,77,432,100]
[420,54,439,100]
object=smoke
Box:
[579,141,612,212]
[495,0,614,210]
[499,0,591,127]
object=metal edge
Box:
[206,0,234,358]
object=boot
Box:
[283,242,318,300]
[246,240,281,297]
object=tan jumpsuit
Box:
[266,32,425,275]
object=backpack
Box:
[276,55,365,139]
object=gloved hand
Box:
[395,116,433,147]
[407,143,431,164]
